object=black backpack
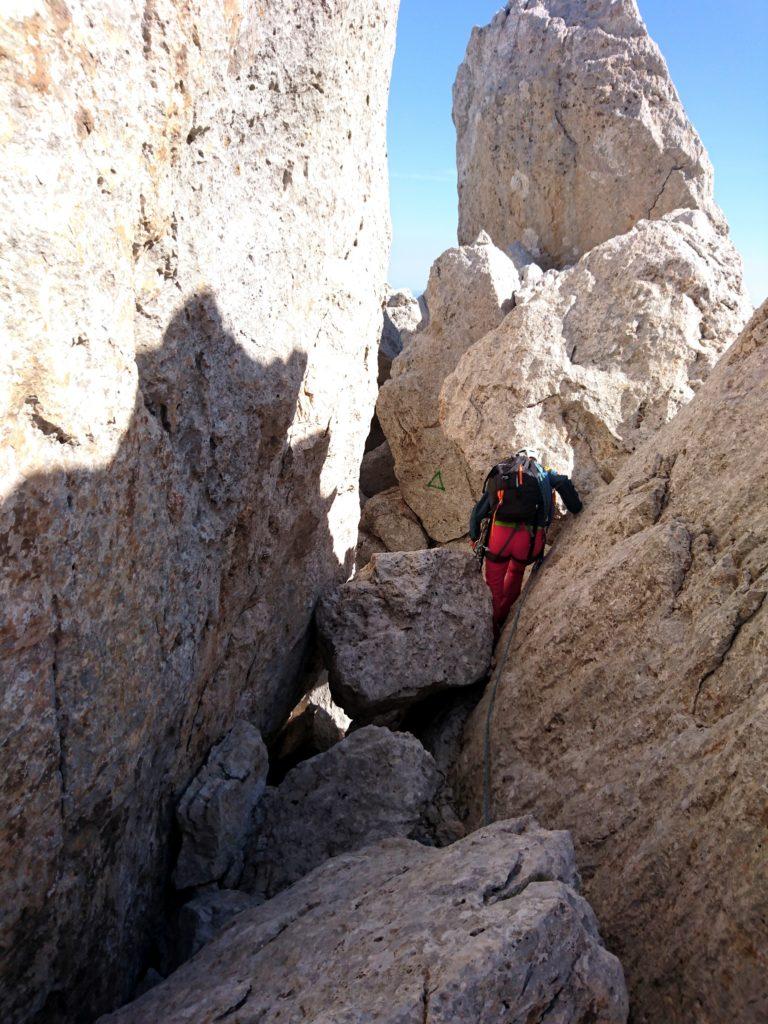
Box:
[484,454,546,526]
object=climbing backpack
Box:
[483,453,547,527]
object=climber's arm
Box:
[469,492,492,541]
[548,471,583,515]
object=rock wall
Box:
[454,0,724,265]
[0,1,398,1020]
[455,302,768,1022]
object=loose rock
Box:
[174,890,261,966]
[318,549,493,718]
[359,486,429,553]
[174,722,268,891]
[359,438,398,497]
[238,726,442,899]
[100,819,629,1024]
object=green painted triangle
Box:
[427,470,446,492]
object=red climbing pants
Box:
[484,523,546,627]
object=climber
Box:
[469,449,582,636]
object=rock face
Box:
[318,549,493,718]
[100,819,629,1024]
[442,211,750,500]
[0,1,398,1020]
[173,721,268,890]
[454,0,725,265]
[455,303,768,1023]
[378,233,519,542]
[239,726,441,899]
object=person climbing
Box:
[469,449,582,637]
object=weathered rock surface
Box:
[359,486,428,554]
[101,819,629,1024]
[454,0,725,265]
[378,233,519,541]
[0,1,398,1019]
[239,726,441,899]
[359,438,398,497]
[174,889,261,967]
[442,211,750,501]
[318,549,493,718]
[173,721,268,890]
[455,302,768,1023]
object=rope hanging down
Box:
[482,554,548,828]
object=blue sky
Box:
[387,0,768,306]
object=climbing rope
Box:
[481,553,548,827]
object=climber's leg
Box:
[503,527,547,610]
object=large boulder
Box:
[99,819,629,1024]
[318,549,493,718]
[0,1,399,1019]
[455,302,768,1023]
[239,726,442,898]
[173,722,268,890]
[454,0,725,265]
[441,211,751,502]
[377,233,519,541]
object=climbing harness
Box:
[482,548,548,828]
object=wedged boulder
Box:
[359,438,398,497]
[238,726,442,899]
[174,889,261,966]
[359,486,428,553]
[377,233,519,542]
[455,302,768,1023]
[100,819,629,1024]
[454,0,725,265]
[317,549,493,718]
[270,677,349,781]
[173,722,268,890]
[379,288,427,384]
[441,211,751,500]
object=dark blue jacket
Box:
[469,465,582,540]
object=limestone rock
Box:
[318,549,493,718]
[239,726,442,899]
[175,889,261,966]
[0,1,399,1019]
[454,0,726,265]
[377,235,519,542]
[442,211,751,502]
[359,486,428,553]
[359,438,398,497]
[379,288,427,385]
[455,302,768,1023]
[99,819,629,1024]
[174,722,268,890]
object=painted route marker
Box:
[427,470,446,492]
